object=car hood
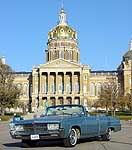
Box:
[14,115,71,125]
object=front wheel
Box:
[63,128,78,147]
[101,128,112,141]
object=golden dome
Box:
[48,8,77,40]
[48,25,76,40]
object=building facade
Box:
[1,8,132,112]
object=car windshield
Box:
[45,105,84,116]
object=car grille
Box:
[21,123,47,134]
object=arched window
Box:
[67,97,72,105]
[96,83,102,96]
[75,82,79,94]
[75,98,80,105]
[44,82,47,94]
[90,83,95,96]
[51,97,56,106]
[17,83,21,91]
[50,83,55,94]
[58,83,63,94]
[23,83,28,96]
[60,51,64,59]
[55,51,58,59]
[66,83,71,94]
[68,51,72,60]
[59,97,64,105]
[17,83,21,96]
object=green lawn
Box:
[90,111,132,121]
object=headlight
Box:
[47,123,59,130]
[15,125,24,131]
[9,123,15,131]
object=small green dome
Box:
[123,50,132,61]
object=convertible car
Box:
[9,105,121,147]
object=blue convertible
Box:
[9,105,121,147]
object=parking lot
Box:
[0,121,132,150]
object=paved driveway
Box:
[0,121,132,150]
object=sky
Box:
[0,0,132,72]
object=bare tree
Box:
[97,84,112,114]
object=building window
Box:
[55,51,58,59]
[44,82,47,94]
[68,51,72,60]
[59,97,64,105]
[83,85,87,93]
[67,97,72,105]
[17,83,21,96]
[75,98,80,105]
[60,51,64,59]
[90,83,95,96]
[51,98,56,106]
[24,83,28,96]
[75,82,79,94]
[96,83,102,96]
[59,83,63,94]
[50,83,55,94]
[66,83,71,94]
[17,83,21,90]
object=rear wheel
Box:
[63,128,78,147]
[101,128,112,141]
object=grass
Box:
[90,111,132,121]
[115,115,132,121]
[0,112,27,122]
[0,115,13,122]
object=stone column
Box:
[72,72,74,94]
[64,72,66,94]
[80,72,83,94]
[39,73,42,95]
[48,72,50,94]
[56,72,58,95]
[39,73,43,108]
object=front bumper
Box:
[10,129,65,140]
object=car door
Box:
[85,115,99,137]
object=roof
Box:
[123,50,132,61]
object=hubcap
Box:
[69,129,77,145]
[107,129,112,139]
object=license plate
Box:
[30,134,40,140]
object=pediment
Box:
[40,59,82,69]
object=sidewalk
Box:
[121,120,132,128]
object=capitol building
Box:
[1,8,132,112]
